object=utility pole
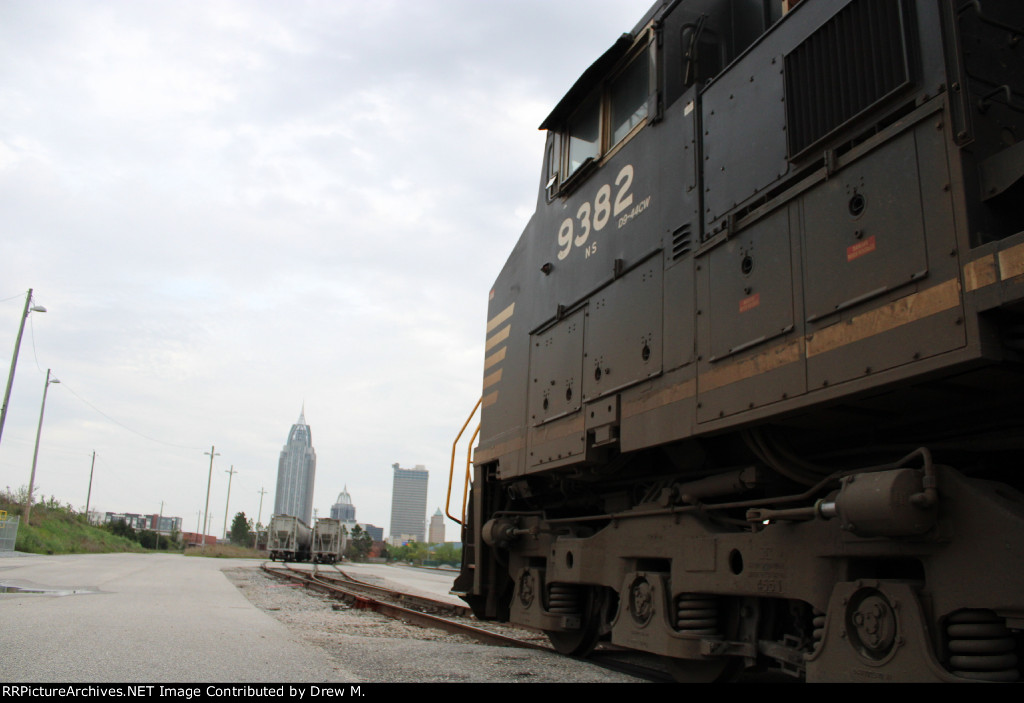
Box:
[222,465,236,541]
[25,369,59,525]
[0,289,46,448]
[257,487,267,529]
[202,446,219,548]
[85,451,96,518]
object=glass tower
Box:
[273,408,317,524]
[389,463,428,542]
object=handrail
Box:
[460,423,482,525]
[446,397,482,525]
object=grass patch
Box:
[1,487,163,555]
[15,516,144,555]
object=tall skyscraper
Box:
[273,408,316,524]
[389,463,428,542]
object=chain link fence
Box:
[0,511,20,552]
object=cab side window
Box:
[566,94,601,178]
[610,50,652,146]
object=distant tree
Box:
[432,542,462,565]
[411,540,429,564]
[107,519,137,541]
[345,525,373,562]
[138,529,159,549]
[390,540,428,564]
[229,512,253,547]
[386,542,406,562]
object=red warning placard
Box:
[739,293,760,313]
[847,235,876,262]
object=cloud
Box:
[0,0,654,533]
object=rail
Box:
[261,561,538,649]
[258,561,674,681]
[446,397,481,525]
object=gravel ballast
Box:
[224,566,645,683]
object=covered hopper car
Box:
[312,517,346,564]
[267,514,312,562]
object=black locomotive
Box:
[452,0,1024,682]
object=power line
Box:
[12,304,205,453]
[58,380,204,451]
[29,314,43,373]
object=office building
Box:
[273,408,317,524]
[429,508,445,544]
[330,486,356,522]
[361,523,384,542]
[389,463,428,542]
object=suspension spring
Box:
[811,609,826,655]
[675,593,719,635]
[547,583,582,614]
[945,610,1020,682]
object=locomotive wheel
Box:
[545,620,601,657]
[664,656,737,683]
[544,586,605,657]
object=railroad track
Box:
[261,561,545,650]
[259,561,672,682]
[317,564,473,617]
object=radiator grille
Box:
[784,0,911,159]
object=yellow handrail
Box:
[446,397,481,525]
[461,423,482,525]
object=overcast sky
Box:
[0,0,656,540]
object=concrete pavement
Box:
[0,552,355,682]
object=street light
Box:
[202,446,219,548]
[24,369,59,525]
[0,288,47,448]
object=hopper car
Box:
[267,514,312,562]
[312,517,346,564]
